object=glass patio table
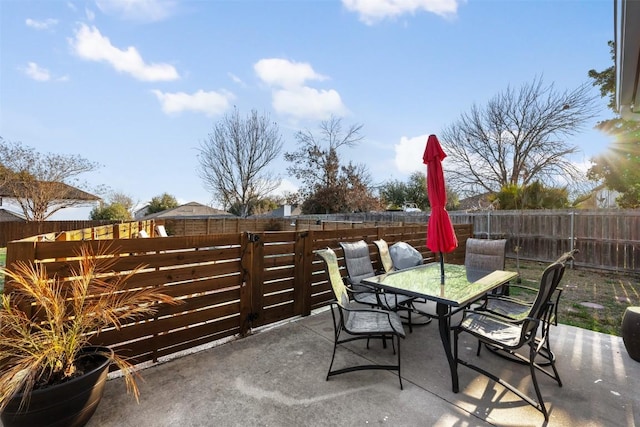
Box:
[362,262,518,393]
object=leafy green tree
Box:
[587,41,640,208]
[198,108,283,217]
[147,193,178,214]
[378,179,407,210]
[228,196,282,216]
[491,182,568,210]
[379,171,458,210]
[90,191,135,220]
[285,116,379,214]
[90,202,131,221]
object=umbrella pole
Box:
[440,252,445,284]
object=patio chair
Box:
[477,249,578,365]
[453,260,565,421]
[465,238,507,294]
[339,240,420,332]
[373,239,394,273]
[316,248,406,389]
[389,241,425,270]
[155,225,169,237]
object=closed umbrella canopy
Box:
[423,134,458,283]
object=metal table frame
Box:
[362,262,518,392]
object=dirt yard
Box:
[505,257,640,336]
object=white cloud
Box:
[254,58,326,89]
[95,0,177,22]
[86,8,96,21]
[23,62,51,81]
[69,24,179,81]
[274,179,298,196]
[151,89,235,117]
[228,72,246,87]
[25,18,58,30]
[394,134,429,173]
[342,0,460,24]
[254,58,347,121]
[273,87,347,121]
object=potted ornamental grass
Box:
[0,244,180,427]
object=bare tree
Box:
[286,116,363,190]
[0,138,100,221]
[285,116,379,214]
[198,109,283,217]
[440,77,599,197]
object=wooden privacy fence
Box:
[4,220,157,245]
[288,209,640,274]
[448,209,640,274]
[0,220,120,246]
[161,216,405,236]
[5,224,472,369]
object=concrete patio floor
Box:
[89,305,639,427]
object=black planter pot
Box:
[1,346,113,427]
[622,307,640,362]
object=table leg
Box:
[436,302,458,393]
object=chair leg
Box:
[327,334,339,381]
[397,335,403,390]
[529,343,548,421]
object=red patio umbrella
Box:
[423,134,458,284]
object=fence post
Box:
[569,210,575,269]
[294,231,311,316]
[239,232,259,336]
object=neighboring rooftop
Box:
[0,208,26,222]
[140,201,232,219]
[0,182,100,201]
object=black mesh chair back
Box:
[464,238,507,272]
[454,261,565,421]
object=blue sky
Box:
[0,0,613,219]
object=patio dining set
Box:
[316,238,578,422]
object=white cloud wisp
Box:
[95,0,177,22]
[23,62,51,81]
[342,0,460,24]
[25,18,58,30]
[255,58,347,121]
[151,89,235,117]
[69,24,179,82]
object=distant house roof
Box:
[0,208,26,222]
[0,181,100,201]
[134,205,150,219]
[141,201,233,219]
